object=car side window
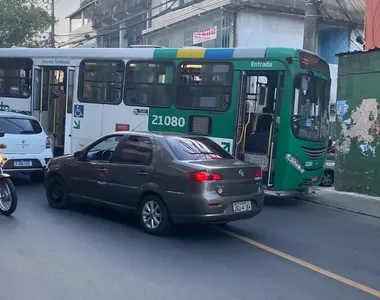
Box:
[86,135,123,161]
[112,135,153,165]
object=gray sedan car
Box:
[44,132,265,235]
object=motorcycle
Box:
[0,131,17,216]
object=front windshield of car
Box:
[292,74,330,141]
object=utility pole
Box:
[50,0,55,48]
[303,0,323,52]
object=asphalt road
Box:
[1,177,380,300]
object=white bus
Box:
[0,47,175,156]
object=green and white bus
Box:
[0,46,330,191]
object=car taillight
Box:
[188,171,223,182]
[254,169,263,180]
[46,137,51,149]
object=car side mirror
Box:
[74,150,83,160]
[0,131,4,138]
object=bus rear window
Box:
[176,62,232,111]
[0,117,42,135]
[165,136,233,160]
[0,58,32,99]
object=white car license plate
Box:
[232,201,252,213]
[14,160,32,167]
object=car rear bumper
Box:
[171,208,262,224]
[1,150,53,173]
[169,193,264,224]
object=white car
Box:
[0,111,53,183]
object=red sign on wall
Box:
[115,123,130,131]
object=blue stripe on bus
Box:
[204,48,234,59]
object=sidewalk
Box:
[295,187,380,218]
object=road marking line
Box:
[218,228,380,298]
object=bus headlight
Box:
[285,153,305,173]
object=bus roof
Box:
[0,47,317,61]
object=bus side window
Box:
[78,59,124,105]
[0,58,33,99]
[176,62,233,111]
[124,61,174,108]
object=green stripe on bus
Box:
[153,48,178,60]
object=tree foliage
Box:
[0,0,52,47]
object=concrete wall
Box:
[336,50,380,196]
[236,10,304,48]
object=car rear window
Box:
[0,117,43,134]
[165,136,233,160]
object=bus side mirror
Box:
[0,131,4,138]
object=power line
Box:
[319,2,363,51]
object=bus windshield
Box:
[292,74,329,141]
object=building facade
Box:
[67,0,97,48]
[92,0,149,48]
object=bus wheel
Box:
[320,171,334,187]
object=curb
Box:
[294,188,380,219]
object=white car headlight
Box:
[285,153,305,173]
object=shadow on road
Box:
[67,201,222,239]
[7,174,298,239]
[264,194,301,208]
[7,174,36,186]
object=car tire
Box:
[139,194,171,236]
[320,171,334,187]
[30,172,45,183]
[46,175,69,209]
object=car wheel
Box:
[30,172,45,183]
[46,176,69,209]
[320,171,334,187]
[139,194,171,236]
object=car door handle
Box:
[137,171,148,176]
[97,168,108,174]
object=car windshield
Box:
[165,136,233,160]
[0,116,42,134]
[292,74,330,141]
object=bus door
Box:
[64,67,75,155]
[31,66,42,121]
[237,71,283,187]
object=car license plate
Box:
[233,201,252,213]
[14,160,32,167]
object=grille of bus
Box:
[302,147,327,160]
